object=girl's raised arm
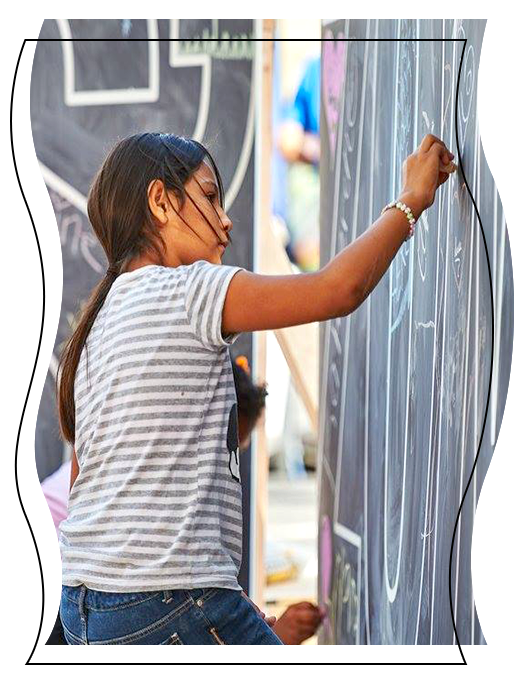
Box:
[222,134,454,336]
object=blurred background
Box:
[264,21,320,638]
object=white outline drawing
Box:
[57,19,160,106]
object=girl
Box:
[57,131,453,645]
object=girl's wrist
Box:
[381,194,419,241]
[397,191,425,219]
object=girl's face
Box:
[155,161,233,268]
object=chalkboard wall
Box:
[318,19,513,645]
[31,19,257,591]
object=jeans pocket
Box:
[160,632,184,645]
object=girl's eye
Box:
[207,193,217,203]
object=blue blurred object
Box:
[287,56,320,137]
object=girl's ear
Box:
[147,179,174,225]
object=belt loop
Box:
[78,584,88,644]
[162,589,173,604]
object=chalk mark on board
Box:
[490,199,506,446]
[383,22,418,606]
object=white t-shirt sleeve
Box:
[183,259,245,350]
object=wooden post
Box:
[252,19,275,605]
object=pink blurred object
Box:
[41,461,71,538]
[322,30,347,159]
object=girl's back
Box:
[61,259,245,593]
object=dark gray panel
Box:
[318,19,512,645]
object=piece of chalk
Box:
[440,161,458,174]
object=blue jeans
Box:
[60,584,283,645]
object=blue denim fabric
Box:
[60,585,283,645]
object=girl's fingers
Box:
[419,133,441,152]
[419,133,449,154]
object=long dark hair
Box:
[56,132,226,445]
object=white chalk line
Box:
[333,23,370,530]
[430,21,458,644]
[363,20,379,646]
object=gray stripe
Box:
[76,354,227,391]
[70,484,238,504]
[69,496,242,514]
[66,513,241,533]
[60,578,240,593]
[90,413,227,432]
[74,466,230,489]
[86,418,229,448]
[71,476,233,498]
[69,511,242,527]
[78,455,219,476]
[63,560,238,575]
[64,531,242,551]
[62,536,240,551]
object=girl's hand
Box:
[399,133,455,215]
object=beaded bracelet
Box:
[381,200,416,240]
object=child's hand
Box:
[272,602,324,645]
[399,134,455,215]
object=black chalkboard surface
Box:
[30,19,257,590]
[318,19,513,645]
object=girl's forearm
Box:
[320,191,424,317]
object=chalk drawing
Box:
[457,24,475,154]
[319,19,508,645]
[383,21,418,605]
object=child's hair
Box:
[56,132,225,445]
[231,357,268,435]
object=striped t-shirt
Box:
[59,259,245,592]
